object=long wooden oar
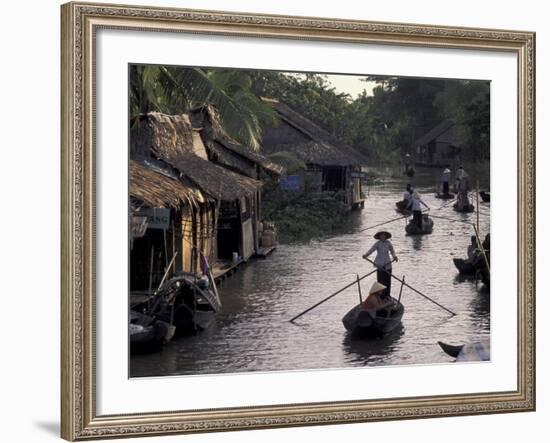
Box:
[364,258,456,316]
[358,215,408,233]
[359,209,429,233]
[289,268,378,323]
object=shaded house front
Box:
[413,119,464,167]
[260,98,367,209]
[129,159,211,291]
[130,111,272,268]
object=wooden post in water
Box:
[356,274,363,304]
[476,180,480,234]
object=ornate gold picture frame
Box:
[61,1,535,440]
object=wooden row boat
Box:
[133,272,222,339]
[342,298,404,338]
[438,339,490,361]
[130,311,176,354]
[479,191,490,202]
[405,215,434,235]
[435,192,455,200]
[453,202,475,213]
[395,200,412,215]
[453,258,476,274]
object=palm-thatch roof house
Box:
[130,111,280,270]
[129,159,210,290]
[413,119,464,167]
[260,98,367,209]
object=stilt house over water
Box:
[129,111,282,291]
[413,119,464,168]
[260,98,368,209]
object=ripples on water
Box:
[131,171,490,377]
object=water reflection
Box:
[131,168,490,377]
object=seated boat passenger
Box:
[362,281,393,312]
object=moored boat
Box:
[453,258,476,274]
[479,191,490,202]
[130,311,176,353]
[405,215,434,235]
[342,297,404,337]
[453,202,475,213]
[438,339,490,361]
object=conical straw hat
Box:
[369,281,386,294]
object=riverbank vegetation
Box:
[259,152,348,243]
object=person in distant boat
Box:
[467,235,478,261]
[362,231,398,298]
[407,191,430,228]
[441,167,452,195]
[397,184,413,210]
[362,281,392,311]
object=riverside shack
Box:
[129,159,209,290]
[260,98,367,209]
[413,119,464,167]
[130,111,277,278]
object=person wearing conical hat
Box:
[407,191,430,229]
[362,231,398,299]
[362,281,389,311]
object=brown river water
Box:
[130,168,490,377]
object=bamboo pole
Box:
[356,274,363,304]
[472,224,491,273]
[476,180,480,234]
[364,258,456,316]
[289,268,380,323]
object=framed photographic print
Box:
[61,1,535,440]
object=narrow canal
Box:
[131,169,490,377]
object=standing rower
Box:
[407,191,430,228]
[441,166,452,195]
[362,231,398,298]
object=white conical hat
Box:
[412,191,421,199]
[369,281,386,294]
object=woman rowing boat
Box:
[362,231,398,298]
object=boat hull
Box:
[453,258,476,274]
[405,216,434,235]
[453,203,475,213]
[342,299,404,338]
[435,192,455,199]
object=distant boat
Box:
[453,202,475,213]
[405,167,415,177]
[435,192,455,199]
[342,298,404,337]
[479,191,490,202]
[395,200,412,215]
[405,215,434,235]
[453,258,476,274]
[438,339,490,361]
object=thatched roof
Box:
[130,112,208,160]
[261,98,368,167]
[414,119,455,147]
[168,153,262,201]
[190,106,284,176]
[130,112,262,200]
[129,160,205,209]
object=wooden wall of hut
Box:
[180,203,217,275]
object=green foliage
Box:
[262,188,349,243]
[129,65,278,151]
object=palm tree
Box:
[130,65,278,151]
